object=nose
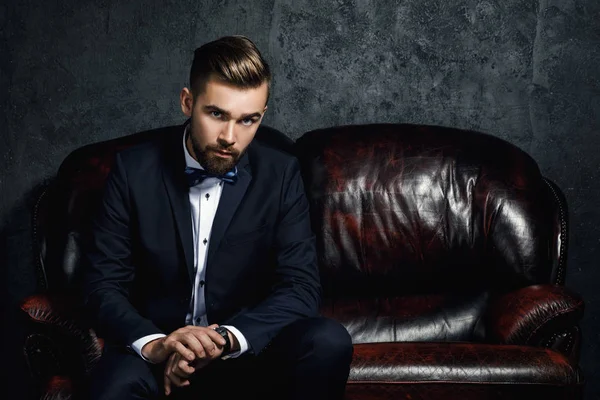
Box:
[219,120,236,146]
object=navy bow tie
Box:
[185,166,238,187]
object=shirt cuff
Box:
[221,325,249,359]
[130,334,167,363]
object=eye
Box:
[241,118,256,126]
[211,110,222,118]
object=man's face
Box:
[180,78,268,175]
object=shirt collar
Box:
[183,124,203,170]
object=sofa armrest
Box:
[487,284,584,362]
[20,293,103,378]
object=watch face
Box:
[216,327,231,354]
[216,327,227,335]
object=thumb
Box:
[208,324,219,329]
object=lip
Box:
[213,150,233,158]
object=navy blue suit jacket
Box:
[83,122,321,355]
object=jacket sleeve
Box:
[224,157,322,354]
[83,152,163,346]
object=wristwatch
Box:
[214,326,231,356]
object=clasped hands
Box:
[141,324,230,396]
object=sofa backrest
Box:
[295,124,567,298]
[294,124,568,343]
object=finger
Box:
[168,371,188,387]
[164,367,172,396]
[177,333,206,360]
[177,358,195,376]
[186,325,226,346]
[172,368,189,379]
[195,331,219,357]
[165,340,196,362]
[172,368,191,380]
[165,357,188,388]
[165,353,178,382]
[171,356,191,380]
[203,327,227,347]
[164,376,171,396]
[167,353,193,384]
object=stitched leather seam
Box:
[346,380,579,386]
[23,316,102,376]
[525,302,583,343]
[23,315,94,342]
[543,330,575,353]
[566,331,574,351]
[20,308,95,348]
[543,178,567,285]
[544,332,560,347]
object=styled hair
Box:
[190,35,271,100]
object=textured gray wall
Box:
[1,0,599,398]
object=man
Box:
[83,36,353,399]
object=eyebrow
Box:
[203,105,262,120]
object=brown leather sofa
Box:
[20,124,584,399]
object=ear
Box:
[180,87,193,117]
[259,105,268,122]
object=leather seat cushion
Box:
[348,342,579,384]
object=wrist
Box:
[141,337,165,361]
[227,330,240,353]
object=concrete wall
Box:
[2,0,598,398]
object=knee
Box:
[307,318,353,363]
[92,378,134,400]
[89,352,159,400]
[91,372,155,400]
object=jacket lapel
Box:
[161,123,195,284]
[206,150,253,267]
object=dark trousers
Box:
[89,317,353,399]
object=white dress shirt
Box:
[130,126,249,361]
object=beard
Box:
[189,132,242,175]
